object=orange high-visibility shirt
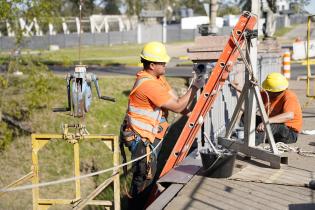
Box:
[261,90,303,133]
[128,70,172,141]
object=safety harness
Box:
[119,76,169,181]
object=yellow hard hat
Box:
[140,41,170,63]
[262,72,289,92]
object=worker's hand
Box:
[230,79,239,88]
[192,74,206,89]
[256,122,265,132]
[230,79,242,93]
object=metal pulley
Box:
[53,65,115,117]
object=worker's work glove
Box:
[192,72,206,89]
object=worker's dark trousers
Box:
[255,116,298,145]
[128,138,161,210]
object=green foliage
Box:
[104,0,121,15]
[60,55,74,66]
[274,25,295,37]
[13,58,54,110]
[0,121,13,151]
[124,0,206,19]
[218,5,241,17]
[178,0,206,16]
[0,75,8,89]
[0,72,188,209]
[290,0,310,13]
[125,0,142,17]
[0,44,143,66]
[60,0,98,17]
[1,58,57,126]
[237,0,251,12]
[0,0,60,46]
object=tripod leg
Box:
[253,86,279,155]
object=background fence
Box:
[1,13,306,51]
[0,24,193,50]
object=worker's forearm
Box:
[162,86,198,113]
[230,82,242,93]
[269,112,294,124]
[168,89,179,100]
[175,86,198,112]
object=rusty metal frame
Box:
[31,133,120,210]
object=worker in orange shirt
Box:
[256,72,303,145]
[120,41,205,209]
[231,72,302,145]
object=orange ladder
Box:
[160,12,257,177]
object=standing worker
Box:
[256,72,303,144]
[120,41,205,209]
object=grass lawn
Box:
[0,44,145,66]
[0,71,189,209]
[0,41,195,67]
[274,24,299,37]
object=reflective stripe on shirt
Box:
[127,74,165,141]
[128,117,158,134]
[129,105,161,121]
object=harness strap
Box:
[145,143,153,180]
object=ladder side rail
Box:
[173,42,241,164]
[160,13,257,177]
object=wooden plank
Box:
[229,164,312,187]
[86,200,112,206]
[147,184,183,210]
[113,135,121,210]
[219,137,287,168]
[0,172,33,197]
[38,199,75,205]
[158,149,202,184]
[73,176,114,210]
[165,176,314,210]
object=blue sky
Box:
[306,1,315,15]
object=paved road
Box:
[49,63,315,80]
[277,24,308,45]
[291,63,315,80]
[49,65,195,77]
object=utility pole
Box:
[208,0,218,35]
[244,0,259,147]
[162,0,169,43]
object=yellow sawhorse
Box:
[31,133,120,210]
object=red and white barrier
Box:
[282,51,291,79]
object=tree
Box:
[290,0,310,13]
[217,5,241,17]
[0,0,60,45]
[123,0,206,21]
[60,0,98,17]
[179,0,207,15]
[0,1,60,149]
[124,0,144,17]
[163,0,206,16]
[238,0,251,12]
[104,0,121,14]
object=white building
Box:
[276,0,299,12]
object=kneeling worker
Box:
[120,41,205,209]
[256,72,303,144]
